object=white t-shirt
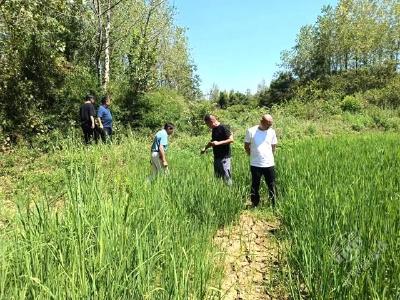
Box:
[244,126,277,167]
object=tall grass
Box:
[278,133,400,299]
[3,128,398,299]
[0,135,248,299]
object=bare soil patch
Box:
[214,210,288,299]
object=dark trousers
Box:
[81,124,94,145]
[96,126,112,143]
[101,127,112,143]
[250,165,276,207]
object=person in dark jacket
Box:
[79,94,96,144]
[201,114,234,185]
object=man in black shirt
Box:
[79,94,96,144]
[201,114,234,185]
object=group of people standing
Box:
[79,93,277,207]
[150,113,278,208]
[79,94,113,144]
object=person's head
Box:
[85,94,95,104]
[260,114,273,130]
[164,123,175,135]
[203,114,219,129]
[101,95,111,107]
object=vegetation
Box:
[0,102,399,298]
[0,0,400,298]
[0,0,200,140]
[0,135,246,299]
[278,134,400,299]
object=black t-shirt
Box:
[212,124,231,159]
[79,102,95,125]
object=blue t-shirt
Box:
[97,105,112,128]
[151,129,168,152]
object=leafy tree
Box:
[0,0,201,138]
[218,91,228,109]
[268,72,296,104]
[279,0,399,104]
[134,88,189,129]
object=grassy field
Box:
[0,130,399,299]
[277,133,400,299]
[0,134,249,299]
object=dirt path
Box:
[214,210,287,300]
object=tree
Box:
[0,0,201,137]
[218,91,228,109]
[0,0,72,135]
[280,0,399,98]
[268,72,296,104]
[208,84,220,102]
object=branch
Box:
[141,0,166,40]
[100,0,125,16]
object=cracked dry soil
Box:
[214,211,288,300]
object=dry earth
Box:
[214,210,288,300]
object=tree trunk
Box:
[94,0,103,87]
[103,0,111,91]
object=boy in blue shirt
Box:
[97,95,113,142]
[150,123,174,177]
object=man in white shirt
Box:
[244,114,277,207]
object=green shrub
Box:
[366,108,400,131]
[306,124,317,135]
[186,100,215,135]
[135,89,189,129]
[363,77,400,108]
[340,95,363,113]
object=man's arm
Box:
[97,117,103,129]
[244,142,251,155]
[90,116,95,129]
[97,109,104,129]
[210,133,234,147]
[90,105,96,128]
[201,141,212,154]
[158,144,168,167]
[271,131,278,153]
[272,144,277,153]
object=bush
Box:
[340,95,363,113]
[362,77,400,108]
[292,80,324,102]
[346,114,373,132]
[327,66,396,95]
[186,100,215,135]
[135,89,190,130]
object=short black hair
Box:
[101,95,110,105]
[203,114,212,122]
[85,94,95,101]
[164,123,175,130]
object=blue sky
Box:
[171,0,338,95]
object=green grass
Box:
[0,134,249,299]
[277,133,400,299]
[0,129,399,299]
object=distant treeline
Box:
[211,0,400,109]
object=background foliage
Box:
[0,0,399,147]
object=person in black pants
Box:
[244,114,278,207]
[79,94,96,144]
